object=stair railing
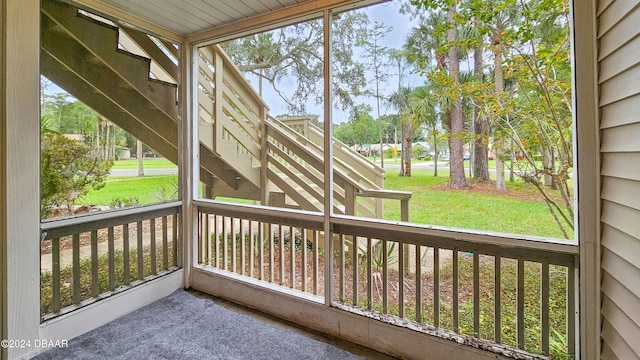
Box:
[197,45,411,221]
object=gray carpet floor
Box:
[35,290,367,360]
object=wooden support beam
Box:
[2,1,41,358]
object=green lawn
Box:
[79,168,571,239]
[79,175,178,206]
[383,170,571,239]
[111,158,177,170]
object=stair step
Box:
[42,0,177,119]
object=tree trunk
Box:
[473,45,490,181]
[542,147,553,187]
[137,139,144,177]
[104,122,110,160]
[402,121,413,177]
[433,122,438,177]
[447,5,468,189]
[509,141,515,182]
[493,27,507,191]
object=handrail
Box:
[331,215,578,264]
[41,201,182,240]
[357,189,411,221]
[203,45,269,113]
[267,116,412,219]
[280,117,384,185]
[267,116,378,189]
[195,199,324,230]
[307,124,384,177]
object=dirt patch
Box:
[431,180,544,202]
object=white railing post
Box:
[323,8,334,307]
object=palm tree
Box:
[387,85,413,176]
[408,85,442,177]
[406,8,468,188]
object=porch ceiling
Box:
[69,0,382,41]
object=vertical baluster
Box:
[290,226,295,289]
[259,222,265,281]
[434,246,440,328]
[269,223,274,283]
[198,213,203,264]
[108,227,115,291]
[541,262,550,356]
[91,230,99,297]
[415,244,422,323]
[302,228,308,292]
[52,237,61,313]
[352,236,358,306]
[382,239,388,314]
[453,250,459,333]
[240,220,246,276]
[204,214,209,265]
[339,234,345,300]
[313,231,319,295]
[366,237,372,311]
[279,224,284,285]
[150,218,157,275]
[197,212,205,264]
[123,224,130,285]
[567,264,576,358]
[72,233,80,305]
[249,221,254,278]
[172,214,178,267]
[398,241,405,318]
[231,217,237,273]
[162,216,169,271]
[473,253,480,337]
[517,259,525,349]
[137,221,144,280]
[495,255,502,343]
[214,215,219,268]
[223,216,228,271]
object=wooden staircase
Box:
[41,0,409,219]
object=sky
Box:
[241,0,423,124]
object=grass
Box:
[111,158,177,170]
[79,175,178,206]
[79,164,572,239]
[383,170,571,239]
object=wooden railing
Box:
[331,218,578,358]
[40,202,181,321]
[197,200,325,296]
[196,201,578,359]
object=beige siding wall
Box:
[598,0,640,359]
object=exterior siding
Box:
[598,0,640,358]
